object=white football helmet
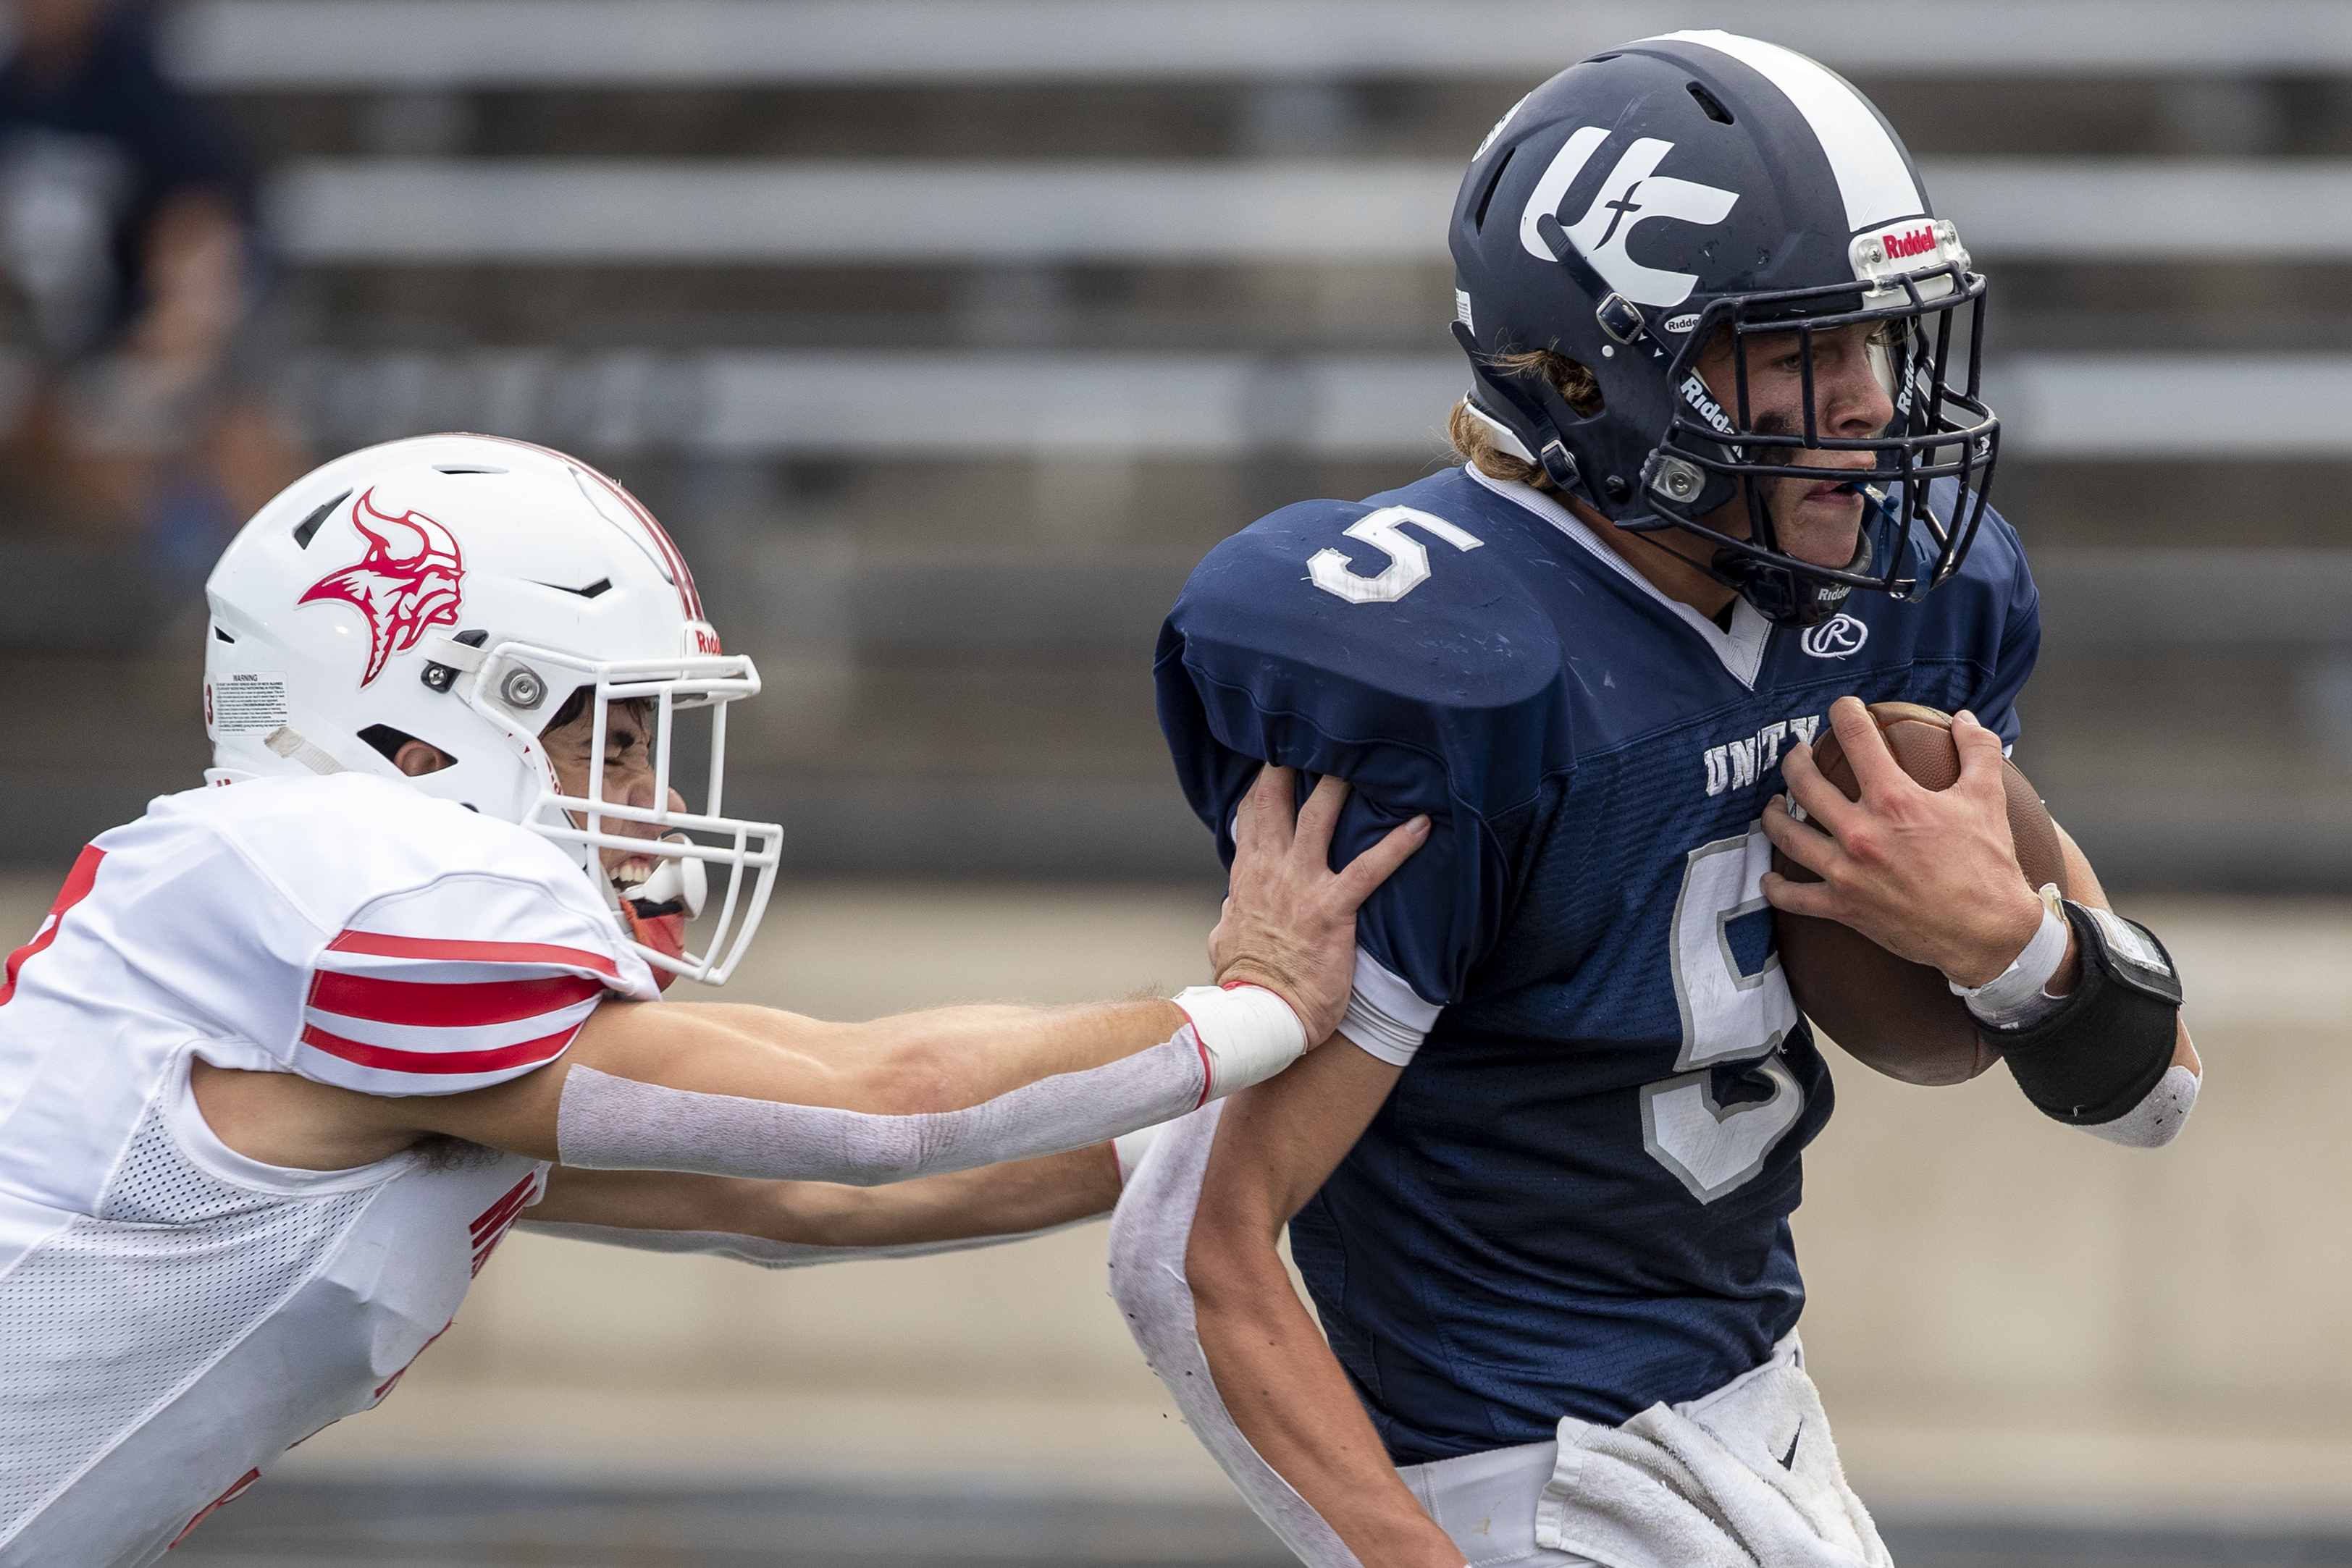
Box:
[203,433,781,985]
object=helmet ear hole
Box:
[358,725,413,764]
[358,725,458,775]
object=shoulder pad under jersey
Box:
[88,776,656,1094]
[1169,488,1570,770]
[1158,477,1578,1006]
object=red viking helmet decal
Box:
[298,488,466,686]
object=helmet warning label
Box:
[206,673,290,737]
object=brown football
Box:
[1770,701,2069,1086]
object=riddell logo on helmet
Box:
[298,489,466,686]
[1881,225,1937,261]
[1679,374,1736,437]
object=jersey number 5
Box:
[1642,827,1806,1204]
[1308,507,1484,604]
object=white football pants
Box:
[1400,1441,1603,1568]
[1395,1334,1889,1568]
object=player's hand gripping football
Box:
[1209,766,1429,1044]
[1760,697,2045,987]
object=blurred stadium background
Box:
[10,0,2352,1561]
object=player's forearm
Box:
[437,992,1297,1183]
[534,1145,1120,1246]
[1952,822,2198,1147]
[835,1002,1213,1115]
[578,989,1308,1118]
[422,765,1414,1173]
[1190,1239,1469,1568]
[748,1143,1119,1244]
[2054,825,2198,1078]
[526,1147,1118,1270]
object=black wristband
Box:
[1993,901,2183,1126]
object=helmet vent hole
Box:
[434,465,507,475]
[212,625,235,644]
[1687,83,1734,125]
[534,576,613,599]
[1471,145,1517,233]
[291,489,352,549]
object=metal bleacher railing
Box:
[163,1,2352,85]
[172,5,2352,444]
[115,0,2352,880]
[196,1,2352,492]
[229,12,2352,482]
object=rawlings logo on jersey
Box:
[298,489,466,686]
[1799,612,1870,659]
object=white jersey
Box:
[0,775,657,1566]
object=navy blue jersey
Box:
[1156,465,2039,1464]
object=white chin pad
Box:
[635,846,707,916]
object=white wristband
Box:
[1172,984,1309,1100]
[1950,882,2069,1029]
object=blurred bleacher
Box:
[22,0,2352,882]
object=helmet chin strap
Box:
[1609,490,1871,630]
[1710,528,1870,628]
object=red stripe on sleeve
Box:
[308,969,606,1028]
[0,844,104,1008]
[326,930,621,979]
[299,1021,584,1076]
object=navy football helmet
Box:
[1449,30,1999,627]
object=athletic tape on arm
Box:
[557,989,1305,1185]
[1106,1103,1366,1568]
[516,1216,1091,1268]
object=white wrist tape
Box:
[1173,984,1309,1098]
[2078,1061,2201,1149]
[557,1014,1213,1184]
[1950,883,2070,1029]
[518,1216,1090,1268]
